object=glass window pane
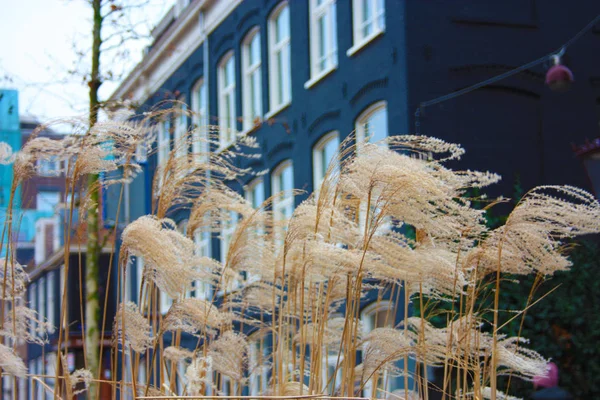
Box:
[318,15,327,70]
[276,6,289,43]
[277,51,285,104]
[251,34,260,65]
[363,107,388,144]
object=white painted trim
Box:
[346,29,384,57]
[304,64,337,90]
[264,100,291,120]
[110,0,243,105]
[268,1,292,111]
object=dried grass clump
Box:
[1,305,55,345]
[0,258,28,299]
[6,104,600,400]
[163,298,232,337]
[121,215,202,298]
[0,343,27,377]
[208,330,249,382]
[113,301,152,353]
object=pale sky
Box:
[0,0,174,127]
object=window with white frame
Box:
[218,52,237,148]
[356,101,388,147]
[361,301,399,398]
[220,210,241,292]
[248,334,269,396]
[36,191,60,213]
[220,211,239,264]
[47,272,55,329]
[242,28,262,131]
[30,282,37,337]
[272,161,294,223]
[352,0,385,46]
[37,157,61,177]
[309,0,338,79]
[28,359,35,400]
[220,375,238,397]
[245,178,265,283]
[174,96,188,160]
[193,225,212,300]
[269,2,291,111]
[45,352,57,400]
[312,131,340,193]
[246,178,265,209]
[36,357,43,399]
[59,265,65,328]
[38,276,46,326]
[157,117,171,166]
[135,256,144,304]
[322,342,343,395]
[191,79,209,160]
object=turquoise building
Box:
[0,89,22,257]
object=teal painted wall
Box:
[0,89,22,256]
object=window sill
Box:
[240,119,263,136]
[265,101,291,120]
[216,139,236,154]
[347,30,385,57]
[304,65,337,90]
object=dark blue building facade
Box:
[106,0,600,398]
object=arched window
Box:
[271,160,294,222]
[248,332,270,396]
[355,101,388,147]
[312,131,340,193]
[361,301,399,398]
[157,116,171,166]
[193,224,212,300]
[218,51,236,148]
[191,78,209,160]
[268,1,291,113]
[242,28,262,131]
[174,94,188,160]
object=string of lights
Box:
[414,13,600,134]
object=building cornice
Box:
[110,0,242,106]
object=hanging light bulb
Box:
[545,54,574,92]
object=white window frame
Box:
[36,357,43,399]
[136,257,144,304]
[248,334,269,396]
[242,27,263,132]
[348,0,385,56]
[271,160,294,224]
[174,96,188,160]
[36,191,60,213]
[38,276,46,326]
[245,178,265,209]
[220,211,239,265]
[312,131,340,194]
[355,101,388,148]
[361,301,396,398]
[267,1,291,117]
[157,117,171,166]
[59,265,65,328]
[47,272,55,329]
[306,0,338,88]
[193,226,212,300]
[218,51,237,149]
[30,283,37,337]
[245,178,265,284]
[191,78,209,161]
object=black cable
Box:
[415,13,600,131]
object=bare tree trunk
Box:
[85,1,102,398]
